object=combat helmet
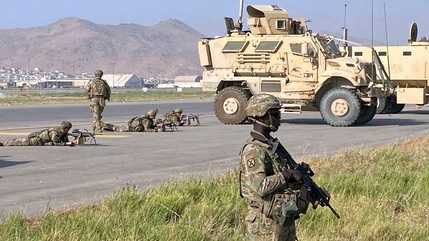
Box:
[174,108,183,114]
[95,70,104,78]
[245,94,281,117]
[61,121,73,130]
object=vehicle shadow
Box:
[400,110,429,115]
[282,118,429,127]
[0,159,32,168]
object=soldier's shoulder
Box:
[241,142,268,160]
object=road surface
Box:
[0,101,428,217]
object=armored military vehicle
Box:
[350,23,429,114]
[198,2,391,127]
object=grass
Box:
[1,137,428,241]
[0,88,214,106]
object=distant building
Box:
[71,74,143,88]
[103,74,143,88]
[174,75,202,83]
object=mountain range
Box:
[0,18,204,78]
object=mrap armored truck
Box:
[198,3,391,127]
[350,23,429,114]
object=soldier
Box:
[143,109,159,132]
[240,94,313,241]
[100,109,160,132]
[0,121,76,146]
[165,108,183,126]
[86,70,111,133]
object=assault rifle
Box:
[68,129,97,145]
[155,119,178,132]
[272,140,340,219]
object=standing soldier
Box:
[0,121,76,146]
[86,70,111,133]
[240,94,316,241]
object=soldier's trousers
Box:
[89,97,106,132]
[3,137,43,146]
[245,207,297,241]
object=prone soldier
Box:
[86,70,111,133]
[101,109,160,132]
[240,94,335,241]
[165,108,200,126]
[0,121,76,146]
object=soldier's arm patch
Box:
[247,159,256,168]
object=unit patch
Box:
[247,159,256,168]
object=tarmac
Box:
[1,100,429,218]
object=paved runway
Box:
[1,101,429,217]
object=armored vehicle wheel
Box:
[355,102,377,126]
[215,86,251,124]
[320,88,361,127]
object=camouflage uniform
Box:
[2,121,72,146]
[127,116,145,132]
[240,94,309,241]
[142,109,158,132]
[165,109,183,126]
[86,70,111,133]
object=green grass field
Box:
[1,137,428,241]
[0,88,214,106]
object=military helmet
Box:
[147,109,158,117]
[174,108,183,114]
[95,70,104,78]
[61,121,73,130]
[245,94,281,117]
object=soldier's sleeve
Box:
[241,144,287,198]
[50,130,67,146]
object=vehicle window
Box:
[403,51,412,56]
[354,52,363,57]
[222,41,248,53]
[255,41,282,52]
[276,20,287,30]
[290,43,302,54]
[378,52,387,56]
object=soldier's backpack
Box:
[90,79,108,97]
[128,116,144,132]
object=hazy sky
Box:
[1,0,428,44]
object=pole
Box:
[238,0,244,29]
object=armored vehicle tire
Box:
[214,87,251,125]
[320,88,361,127]
[355,102,377,126]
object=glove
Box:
[282,169,304,184]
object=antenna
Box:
[238,0,245,30]
[383,1,391,78]
[342,1,349,47]
[371,0,375,81]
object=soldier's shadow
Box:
[0,157,32,168]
